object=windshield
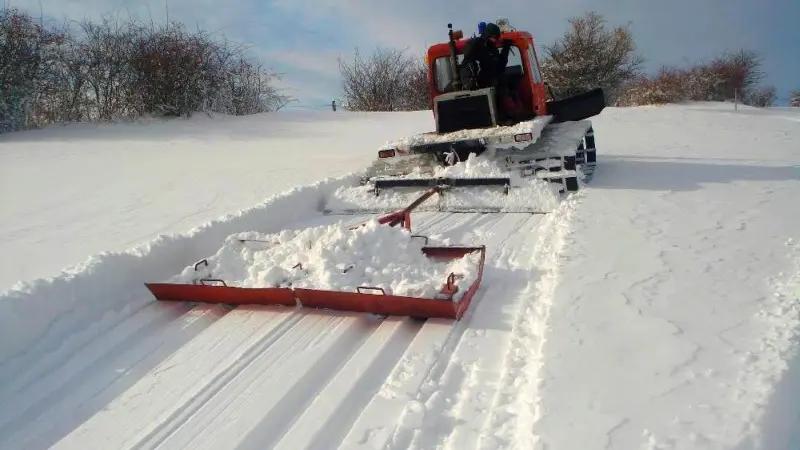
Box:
[433,45,524,93]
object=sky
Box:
[6,0,799,107]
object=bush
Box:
[790,90,800,107]
[0,8,290,134]
[338,46,429,111]
[0,8,68,132]
[744,85,776,107]
[616,49,771,107]
[540,11,644,102]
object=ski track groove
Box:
[472,210,565,450]
[232,314,382,450]
[0,301,228,450]
[131,309,307,450]
[12,207,565,450]
[0,299,188,402]
[271,317,425,450]
[47,306,306,450]
[384,213,542,450]
[439,222,543,450]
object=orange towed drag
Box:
[144,188,487,320]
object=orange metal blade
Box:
[145,283,296,306]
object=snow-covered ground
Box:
[0,110,432,289]
[0,102,798,450]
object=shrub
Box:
[338,46,429,111]
[540,11,644,102]
[0,8,290,134]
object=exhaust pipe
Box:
[447,23,462,91]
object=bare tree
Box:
[704,49,765,101]
[404,55,430,110]
[540,11,644,102]
[75,17,142,120]
[0,8,291,134]
[0,8,67,132]
[789,89,800,107]
[338,46,429,111]
[744,85,776,107]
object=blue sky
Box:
[8,0,799,106]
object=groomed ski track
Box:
[0,196,578,450]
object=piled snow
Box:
[326,153,562,214]
[379,115,552,150]
[324,180,561,214]
[171,219,481,300]
[427,151,516,179]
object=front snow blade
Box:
[323,179,559,215]
[548,87,606,123]
[373,176,511,191]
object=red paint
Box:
[426,30,548,117]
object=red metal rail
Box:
[145,245,485,320]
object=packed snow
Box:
[378,114,552,149]
[169,218,482,300]
[326,152,565,214]
[0,102,798,450]
[324,177,563,215]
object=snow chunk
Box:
[380,115,553,150]
[171,219,482,300]
[432,152,517,179]
[327,153,562,214]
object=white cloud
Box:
[261,49,343,79]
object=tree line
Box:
[337,12,794,111]
[3,8,796,136]
[1,8,291,134]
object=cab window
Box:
[527,46,543,84]
[433,46,527,93]
[433,54,464,93]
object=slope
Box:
[532,103,800,449]
[1,102,798,450]
[0,110,432,290]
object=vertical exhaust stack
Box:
[447,23,462,91]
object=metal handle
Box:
[198,278,227,286]
[411,234,429,245]
[357,286,386,295]
[194,259,208,271]
[446,273,457,290]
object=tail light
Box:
[378,149,396,158]
[514,133,533,142]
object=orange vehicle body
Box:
[425,30,549,118]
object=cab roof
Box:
[426,30,534,59]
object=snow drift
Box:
[170,218,482,299]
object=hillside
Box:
[1,103,798,450]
